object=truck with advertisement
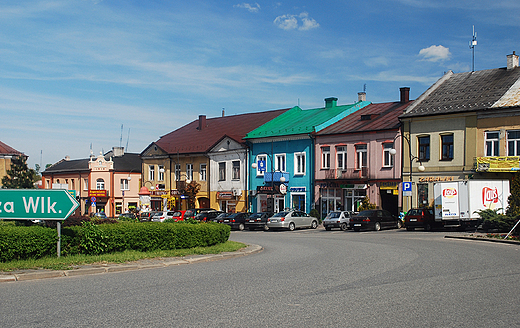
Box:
[433,179,510,229]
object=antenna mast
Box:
[470,26,477,72]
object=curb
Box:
[0,244,263,283]
[445,235,520,245]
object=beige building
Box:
[0,141,26,188]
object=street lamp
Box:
[390,133,425,211]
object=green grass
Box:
[0,241,246,272]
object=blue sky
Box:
[1,0,519,170]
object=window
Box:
[441,134,454,160]
[219,162,226,181]
[232,161,240,180]
[175,164,181,181]
[96,178,105,190]
[255,155,267,176]
[418,136,430,161]
[383,143,394,167]
[83,178,88,191]
[275,154,286,172]
[294,152,306,175]
[200,163,207,181]
[356,144,367,169]
[121,179,129,190]
[158,165,164,181]
[322,147,330,169]
[186,164,193,181]
[149,165,155,181]
[336,146,346,170]
[485,131,499,156]
[508,130,520,156]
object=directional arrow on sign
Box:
[0,189,79,220]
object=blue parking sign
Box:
[402,182,412,192]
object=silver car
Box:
[322,211,357,231]
[267,210,319,231]
[151,211,175,222]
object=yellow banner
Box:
[476,156,520,172]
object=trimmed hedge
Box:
[0,222,231,262]
[0,225,58,262]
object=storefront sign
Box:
[217,191,234,199]
[89,190,107,197]
[476,156,520,172]
[290,187,306,192]
[256,185,280,194]
[418,177,454,183]
[380,182,399,190]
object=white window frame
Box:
[232,161,240,180]
[158,165,164,181]
[275,153,286,172]
[356,144,367,170]
[508,130,520,156]
[255,155,267,176]
[149,165,155,181]
[485,131,500,157]
[96,178,105,190]
[83,178,88,191]
[336,146,347,170]
[383,143,394,167]
[200,163,207,181]
[294,152,306,175]
[121,178,129,191]
[219,162,226,181]
[186,164,193,181]
[321,147,331,169]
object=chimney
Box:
[507,51,519,70]
[112,146,124,157]
[65,155,70,161]
[325,97,338,108]
[358,92,366,102]
[400,87,410,103]
[222,108,225,117]
[198,115,206,130]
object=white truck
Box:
[433,179,510,229]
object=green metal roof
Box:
[244,100,370,139]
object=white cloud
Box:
[274,12,319,31]
[234,3,261,13]
[418,45,451,62]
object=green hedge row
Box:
[0,222,231,262]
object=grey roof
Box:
[401,67,520,118]
[43,153,142,174]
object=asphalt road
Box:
[1,228,519,327]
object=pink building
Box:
[314,88,413,217]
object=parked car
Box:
[151,211,176,222]
[217,212,252,230]
[350,209,401,232]
[139,211,160,222]
[171,210,187,222]
[244,212,274,231]
[267,210,319,231]
[323,211,357,231]
[404,208,436,231]
[195,210,223,222]
[118,212,137,221]
[184,208,215,220]
[92,212,107,219]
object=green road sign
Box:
[0,189,79,220]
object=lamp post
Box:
[252,152,286,213]
[390,133,425,212]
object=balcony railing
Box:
[264,172,290,183]
[324,168,368,180]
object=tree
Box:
[507,173,520,217]
[358,196,376,211]
[184,181,201,209]
[1,155,37,189]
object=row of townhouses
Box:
[41,52,520,218]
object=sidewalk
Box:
[445,232,520,245]
[0,244,263,283]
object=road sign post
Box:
[0,189,80,257]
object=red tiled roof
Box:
[152,109,290,154]
[316,101,414,135]
[0,141,25,156]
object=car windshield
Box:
[273,212,289,217]
[250,213,263,219]
[172,212,182,216]
[326,212,341,219]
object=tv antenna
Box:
[469,25,477,72]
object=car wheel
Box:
[424,223,432,231]
[325,226,331,231]
[263,224,269,231]
[288,222,295,231]
[406,227,414,231]
[311,220,318,229]
[238,223,245,231]
[396,220,402,229]
[340,223,348,231]
[374,222,381,231]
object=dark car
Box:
[244,212,274,231]
[217,212,252,231]
[350,209,402,232]
[195,210,224,222]
[404,208,436,231]
[118,212,137,221]
[184,208,215,220]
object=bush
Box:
[79,221,108,255]
[0,225,58,262]
[476,209,519,233]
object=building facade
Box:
[0,141,26,188]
